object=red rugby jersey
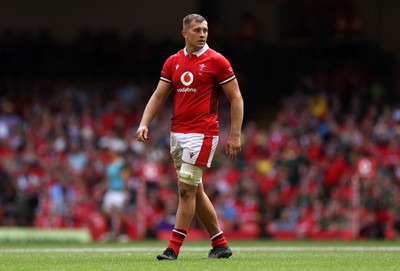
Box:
[160,44,235,135]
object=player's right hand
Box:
[136,126,149,142]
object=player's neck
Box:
[185,44,202,58]
[186,46,195,57]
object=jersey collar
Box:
[184,43,209,57]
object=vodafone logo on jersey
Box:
[180,71,194,86]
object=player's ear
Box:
[181,30,187,38]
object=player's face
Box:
[182,21,208,52]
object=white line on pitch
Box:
[1,247,400,253]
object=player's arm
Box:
[221,78,244,160]
[136,80,171,142]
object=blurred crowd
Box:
[1,2,400,241]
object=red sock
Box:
[210,231,228,248]
[167,228,187,255]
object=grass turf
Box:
[0,240,399,271]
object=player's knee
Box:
[178,187,196,201]
[178,163,203,186]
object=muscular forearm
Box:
[136,81,170,142]
[229,96,244,137]
[139,95,165,127]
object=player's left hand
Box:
[226,135,241,160]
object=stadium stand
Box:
[1,3,400,241]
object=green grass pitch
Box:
[0,240,399,271]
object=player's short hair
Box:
[183,14,207,30]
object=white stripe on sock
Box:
[172,229,187,237]
[210,231,223,240]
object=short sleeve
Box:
[214,53,235,85]
[160,56,173,83]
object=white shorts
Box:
[102,190,128,212]
[170,132,219,169]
